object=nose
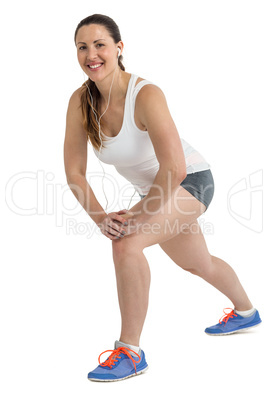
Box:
[86,46,98,61]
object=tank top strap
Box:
[132,76,155,102]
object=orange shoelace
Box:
[98,347,141,374]
[219,308,238,326]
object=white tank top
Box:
[93,73,210,195]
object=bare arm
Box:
[128,85,187,222]
[64,88,106,225]
[64,89,129,240]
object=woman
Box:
[64,14,261,382]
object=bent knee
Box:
[112,236,143,261]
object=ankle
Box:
[234,303,253,311]
[116,339,141,356]
[119,337,140,348]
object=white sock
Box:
[114,340,141,357]
[234,307,256,317]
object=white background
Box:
[1,0,268,401]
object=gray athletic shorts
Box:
[139,169,215,211]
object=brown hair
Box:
[74,14,125,151]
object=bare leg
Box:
[206,255,253,311]
[159,221,253,311]
[111,190,206,346]
[112,247,151,347]
[111,188,253,346]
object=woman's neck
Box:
[95,70,131,107]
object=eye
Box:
[96,43,104,48]
[79,46,86,50]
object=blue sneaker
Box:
[205,308,262,336]
[88,346,148,382]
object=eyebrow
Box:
[76,39,106,46]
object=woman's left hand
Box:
[113,209,140,238]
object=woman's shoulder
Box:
[134,75,164,100]
[131,71,160,90]
[66,86,85,125]
[67,86,85,117]
[134,77,166,128]
[69,86,83,103]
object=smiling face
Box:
[75,24,123,82]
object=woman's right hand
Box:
[97,211,131,240]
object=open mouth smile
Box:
[87,63,104,71]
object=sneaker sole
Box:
[88,365,149,382]
[205,322,262,336]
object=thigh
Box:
[116,186,207,251]
[158,219,212,271]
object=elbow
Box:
[161,164,187,183]
[66,172,85,185]
[66,173,74,185]
[176,172,187,185]
[179,169,187,183]
[174,163,187,183]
